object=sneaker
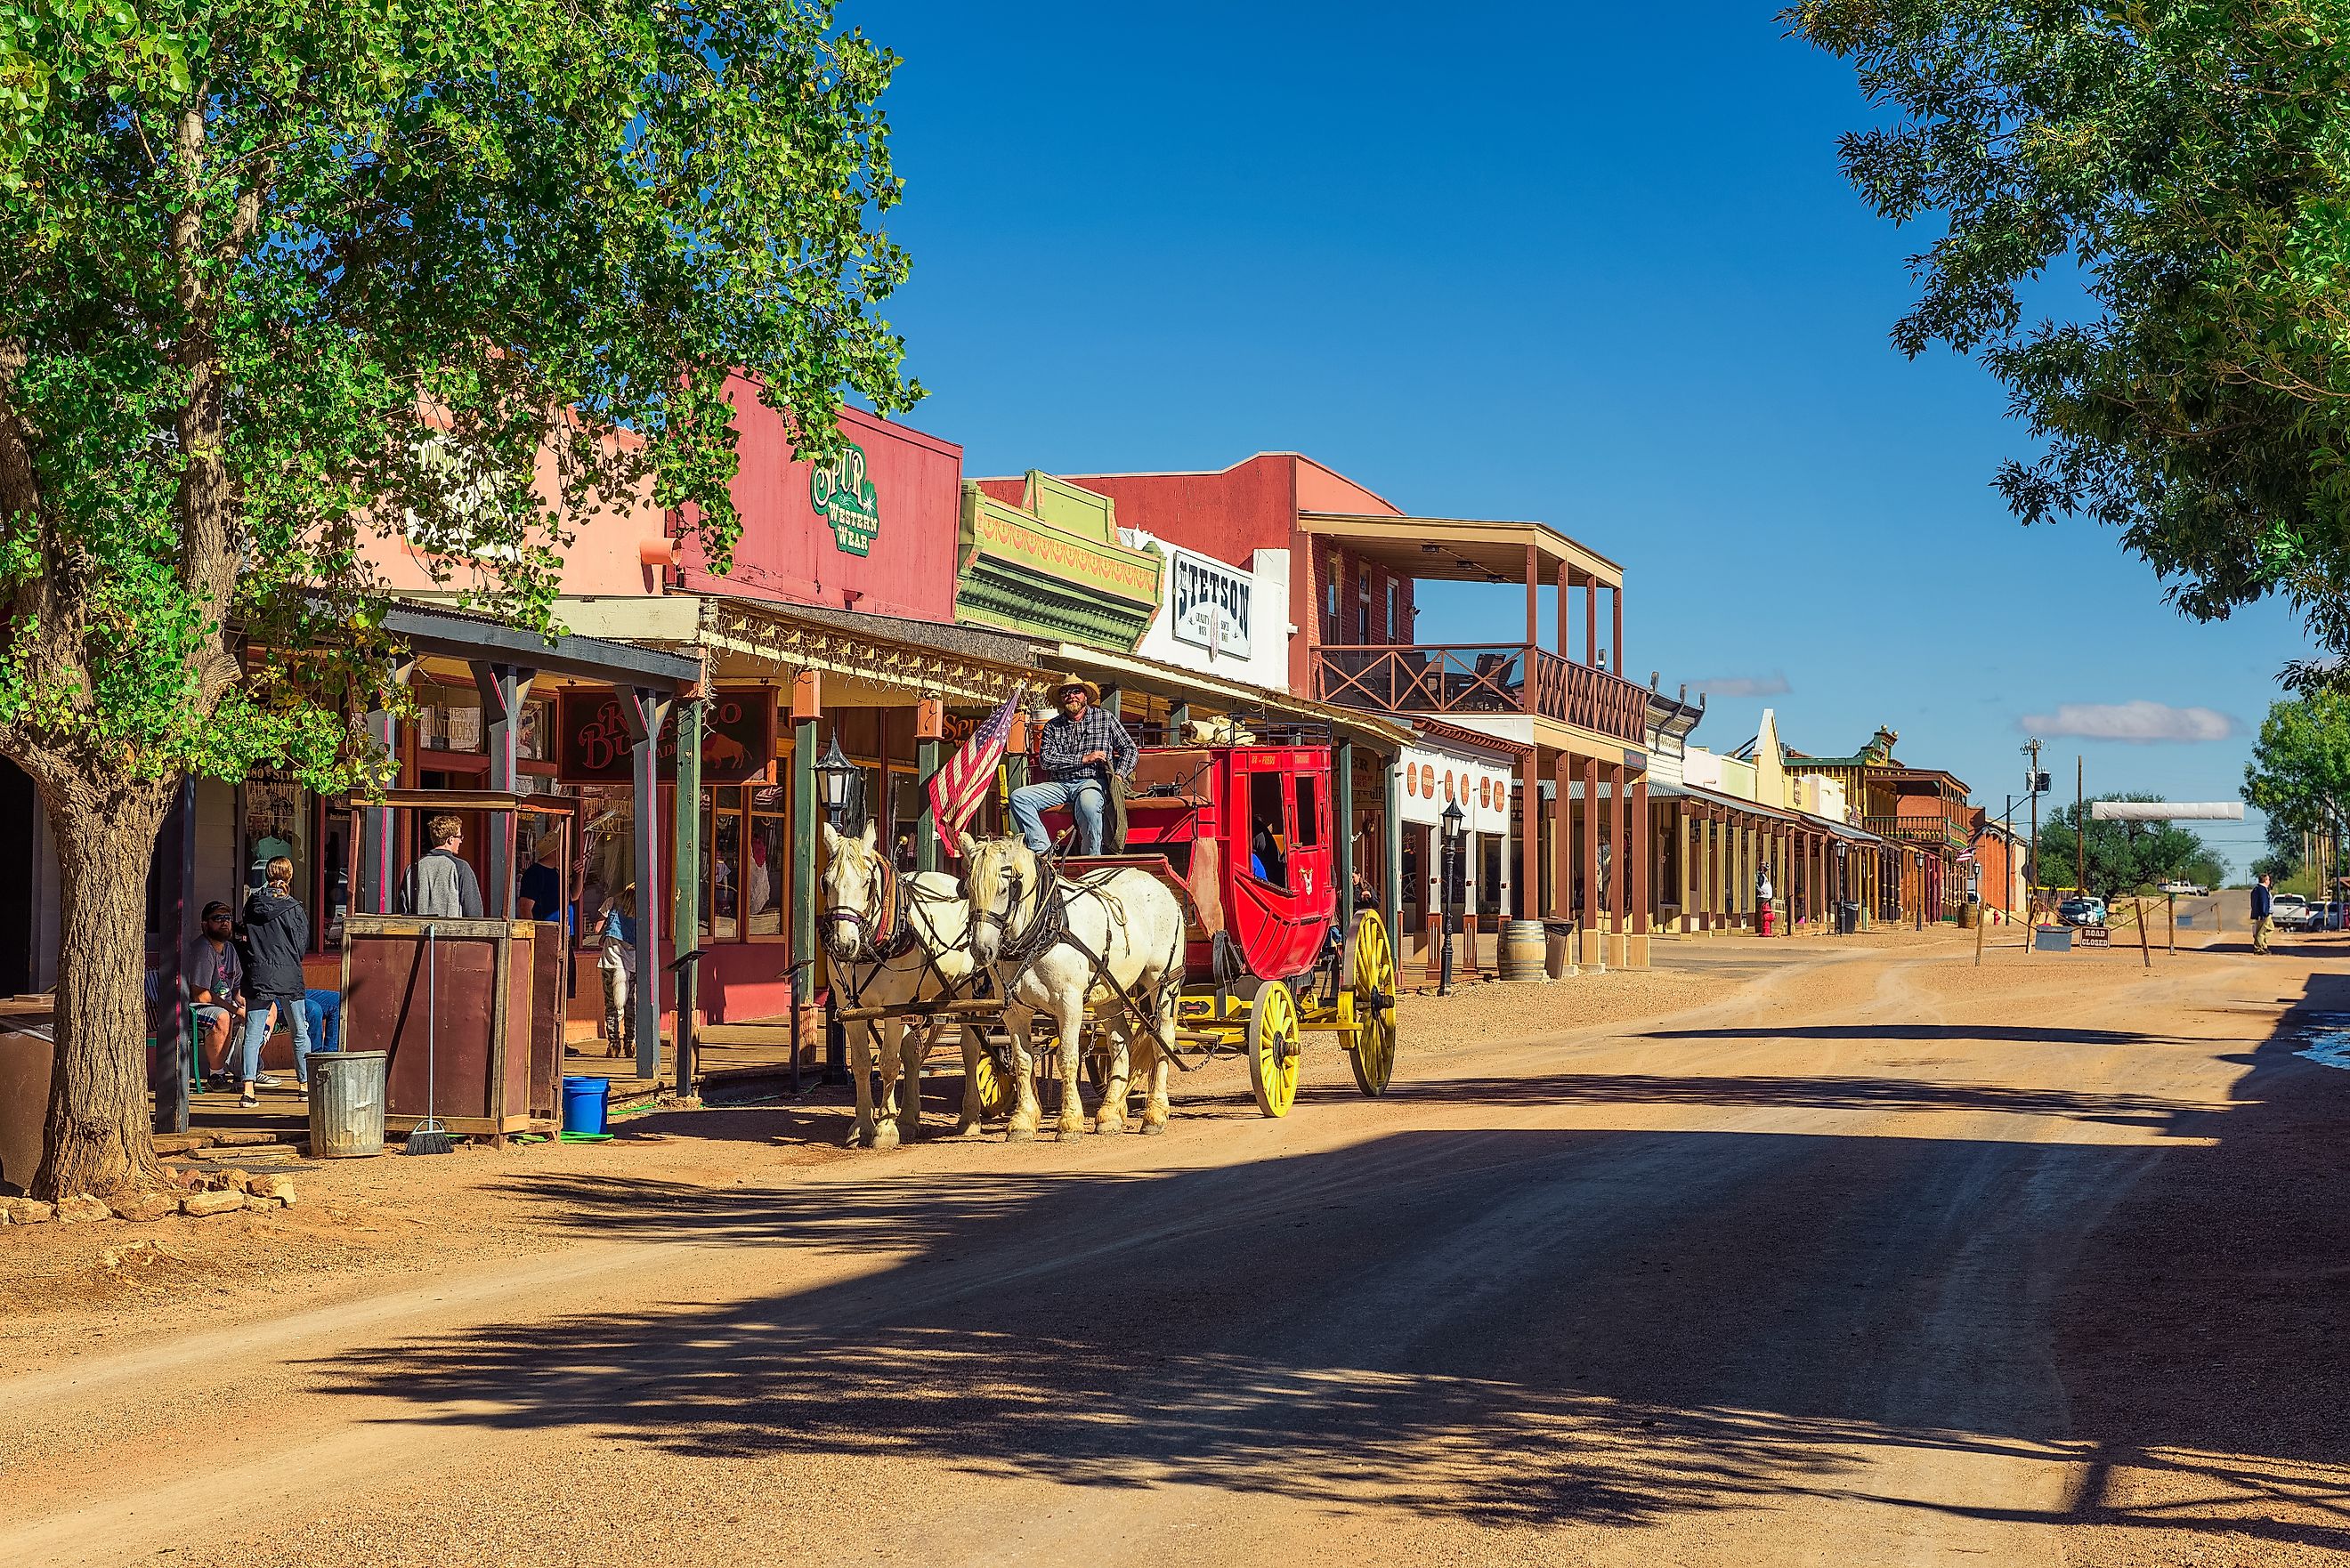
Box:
[239,1090,259,1108]
[253,1074,284,1088]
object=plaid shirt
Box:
[1038,705,1138,783]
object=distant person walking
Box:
[595,885,637,1057]
[2252,873,2275,954]
[236,856,311,1107]
[400,813,484,919]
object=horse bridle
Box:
[822,852,904,966]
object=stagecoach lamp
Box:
[1440,799,1465,845]
[814,733,858,823]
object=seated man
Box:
[184,901,245,1088]
[1009,679,1137,857]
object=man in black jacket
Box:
[237,855,312,1107]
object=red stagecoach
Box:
[1044,726,1399,1117]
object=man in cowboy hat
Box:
[1011,677,1137,855]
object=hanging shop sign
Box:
[809,441,881,557]
[1395,741,1513,836]
[557,686,777,786]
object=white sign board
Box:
[1168,545,1252,659]
[2089,801,2244,821]
[1396,741,1513,836]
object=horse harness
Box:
[978,857,1176,1039]
[824,857,980,1012]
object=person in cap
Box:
[1010,678,1137,856]
[185,900,246,1087]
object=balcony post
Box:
[1612,586,1624,676]
[1580,755,1602,969]
[1629,772,1649,966]
[1525,543,1541,651]
[1518,749,1540,920]
[1584,580,1598,667]
[1608,762,1629,968]
[1551,753,1572,935]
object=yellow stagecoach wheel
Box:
[973,1045,1017,1120]
[1248,978,1301,1118]
[1345,909,1399,1096]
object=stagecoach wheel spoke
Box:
[1346,909,1399,1097]
[1248,978,1301,1118]
[973,1047,1017,1121]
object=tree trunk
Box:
[33,773,174,1200]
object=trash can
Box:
[307,1050,388,1159]
[1543,919,1577,980]
[1838,901,1860,935]
[563,1075,611,1135]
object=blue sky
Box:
[863,2,2305,876]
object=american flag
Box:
[929,688,1025,859]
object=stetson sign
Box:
[809,441,881,556]
[1169,544,1252,659]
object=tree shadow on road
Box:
[1388,1071,2202,1130]
[301,1000,2350,1553]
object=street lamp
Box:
[814,733,860,828]
[1438,799,1465,997]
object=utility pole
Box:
[2022,737,2044,931]
[2076,755,2086,899]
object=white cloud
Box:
[1691,673,1791,699]
[2019,701,2236,743]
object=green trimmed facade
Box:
[955,472,1163,647]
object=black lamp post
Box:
[814,733,859,829]
[1438,799,1465,997]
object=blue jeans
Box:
[303,989,343,1060]
[1010,777,1105,854]
[239,997,311,1086]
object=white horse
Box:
[958,832,1186,1140]
[820,821,989,1148]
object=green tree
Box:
[2037,795,2225,901]
[0,0,917,1198]
[1787,5,2350,675]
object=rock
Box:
[109,1192,177,1224]
[55,1194,110,1224]
[151,1133,215,1156]
[181,1190,247,1218]
[0,1196,55,1224]
[213,1168,254,1193]
[212,1129,280,1147]
[246,1174,296,1208]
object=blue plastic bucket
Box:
[562,1076,611,1136]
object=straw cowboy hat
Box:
[1052,677,1102,704]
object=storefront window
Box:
[701,793,741,942]
[747,786,786,938]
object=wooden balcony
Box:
[1863,814,1969,850]
[1312,643,1648,744]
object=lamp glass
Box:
[814,734,856,812]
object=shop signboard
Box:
[1395,740,1513,836]
[1168,545,1252,659]
[809,440,881,557]
[558,686,777,786]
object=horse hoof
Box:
[1005,1124,1037,1144]
[1056,1120,1088,1140]
[1139,1119,1168,1136]
[953,1121,986,1139]
[1093,1118,1126,1136]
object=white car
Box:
[2159,881,2203,896]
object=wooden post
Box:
[1974,885,1986,966]
[1167,700,1189,742]
[2167,889,2176,953]
[672,693,704,1095]
[914,697,944,873]
[2135,894,2152,968]
[1629,773,1649,966]
[1611,586,1624,676]
[1552,753,1572,927]
[790,670,821,1076]
[1004,710,1031,795]
[1382,756,1403,960]
[1335,739,1356,927]
[472,660,537,917]
[1609,761,1629,969]
[1555,561,1570,659]
[1525,542,1541,650]
[618,684,671,1081]
[1584,581,1598,666]
[1518,749,1541,919]
[1581,755,1601,967]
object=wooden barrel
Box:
[1498,920,1549,982]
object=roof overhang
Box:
[1047,642,1415,754]
[380,600,700,691]
[1298,512,1622,589]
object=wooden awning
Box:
[1298,513,1622,589]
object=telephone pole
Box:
[2022,738,2043,909]
[2076,755,2086,897]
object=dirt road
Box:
[4,932,2345,1566]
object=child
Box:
[595,884,637,1058]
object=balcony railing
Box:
[1863,814,1969,849]
[1312,643,1649,744]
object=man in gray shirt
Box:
[184,900,245,1087]
[399,813,484,919]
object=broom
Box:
[404,923,456,1155]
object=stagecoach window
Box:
[1248,771,1288,888]
[1295,774,1322,847]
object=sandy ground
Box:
[1,920,2344,1566]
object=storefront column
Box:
[672,694,704,1095]
[1004,711,1031,795]
[1628,774,1649,967]
[619,685,671,1079]
[1579,755,1602,969]
[1382,755,1403,958]
[360,656,416,915]
[472,661,536,918]
[1167,701,1189,740]
[790,671,821,1070]
[1517,750,1541,921]
[1608,761,1629,970]
[1551,755,1571,930]
[914,698,944,873]
[1334,740,1356,927]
